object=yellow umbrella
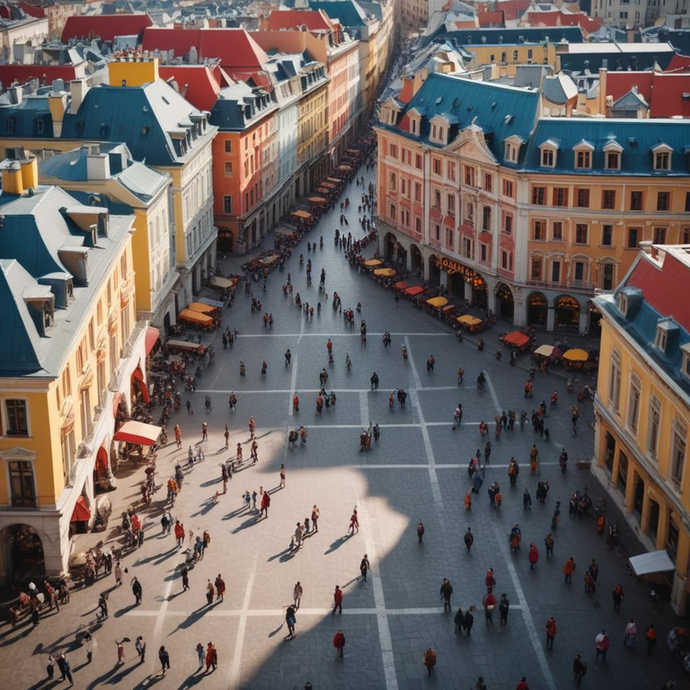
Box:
[457,315,482,326]
[364,259,382,267]
[426,296,449,308]
[374,268,396,277]
[562,348,589,362]
[533,344,554,357]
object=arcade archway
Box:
[555,295,580,329]
[410,244,423,275]
[2,524,45,583]
[495,282,514,321]
[528,292,547,326]
[428,254,441,286]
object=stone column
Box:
[624,468,636,513]
[579,309,588,336]
[546,306,555,331]
[440,270,448,289]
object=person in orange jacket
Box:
[545,617,557,649]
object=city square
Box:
[0,170,685,690]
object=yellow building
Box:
[465,42,557,70]
[0,156,149,581]
[38,143,176,329]
[297,68,329,190]
[593,243,690,614]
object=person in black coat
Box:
[464,610,474,635]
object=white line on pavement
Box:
[409,388,443,508]
[196,386,474,394]
[491,523,557,690]
[229,554,257,690]
[234,332,453,338]
[403,335,423,391]
[484,371,502,414]
[288,355,299,417]
[359,391,369,428]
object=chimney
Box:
[87,153,110,181]
[399,76,414,104]
[1,161,24,196]
[49,92,68,137]
[20,156,38,190]
[69,79,89,114]
[9,85,22,105]
[598,67,607,115]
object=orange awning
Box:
[393,280,408,289]
[145,326,160,355]
[114,420,161,446]
[188,302,216,315]
[178,309,213,325]
[504,331,530,348]
[71,496,91,522]
[309,196,326,203]
[292,210,312,220]
[405,286,426,296]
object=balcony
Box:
[525,279,593,293]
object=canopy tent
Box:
[188,302,216,315]
[145,326,160,355]
[457,315,482,326]
[503,331,530,348]
[364,259,382,267]
[562,348,589,362]
[533,344,555,357]
[427,296,449,308]
[292,210,312,219]
[166,339,205,352]
[338,164,352,171]
[197,297,225,309]
[178,309,213,325]
[405,285,426,296]
[209,276,234,289]
[327,177,342,183]
[259,255,278,265]
[629,550,676,576]
[309,196,327,203]
[374,268,396,277]
[71,496,91,522]
[393,280,408,290]
[316,187,330,194]
[113,420,162,446]
[322,182,337,189]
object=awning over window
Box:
[113,420,161,446]
[131,367,150,404]
[629,550,676,576]
[178,309,213,325]
[209,276,234,289]
[71,495,91,522]
[96,446,108,476]
[145,326,160,355]
[188,302,216,315]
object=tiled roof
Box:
[424,25,584,47]
[476,0,531,22]
[266,9,333,32]
[606,71,690,118]
[477,10,504,27]
[308,1,368,29]
[523,118,690,175]
[62,13,153,43]
[380,72,539,165]
[142,28,269,72]
[0,64,78,89]
[159,64,222,111]
[560,43,675,72]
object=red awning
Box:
[393,280,408,290]
[132,367,150,404]
[145,326,160,355]
[113,420,161,446]
[96,447,108,476]
[504,331,530,348]
[405,285,426,296]
[71,496,91,522]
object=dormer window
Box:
[504,135,523,164]
[573,140,594,170]
[411,117,418,135]
[654,326,667,352]
[539,139,558,168]
[682,343,690,380]
[653,143,672,171]
[429,117,448,145]
[604,140,623,171]
[617,292,628,316]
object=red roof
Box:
[666,54,690,73]
[628,250,690,331]
[477,0,530,22]
[62,13,153,43]
[18,2,45,19]
[0,64,77,87]
[142,28,269,72]
[606,71,654,103]
[266,9,333,32]
[648,73,690,118]
[523,9,602,33]
[478,10,504,27]
[159,64,222,111]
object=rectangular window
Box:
[464,166,475,187]
[4,399,28,436]
[602,190,616,209]
[630,191,643,211]
[653,227,667,244]
[432,158,441,176]
[462,237,473,259]
[446,228,454,247]
[389,143,398,159]
[480,244,487,263]
[503,213,513,234]
[80,388,92,438]
[576,188,590,208]
[552,187,568,207]
[627,227,639,248]
[606,152,620,169]
[224,162,233,175]
[447,195,455,216]
[434,224,440,241]
[670,420,687,489]
[685,192,690,213]
[575,224,588,244]
[501,250,512,271]
[533,220,546,240]
[627,372,641,434]
[657,191,670,211]
[389,172,397,191]
[551,261,561,283]
[654,151,669,170]
[414,182,422,203]
[532,186,546,205]
[448,162,456,180]
[9,460,36,508]
[415,217,422,234]
[502,179,514,197]
[484,173,493,193]
[576,150,591,169]
[482,206,492,231]
[602,224,613,247]
[541,149,554,168]
[552,221,563,241]
[224,140,232,153]
[389,204,396,221]
[531,258,542,280]
[223,195,233,214]
[648,395,661,459]
[574,261,585,281]
[609,348,621,411]
[401,177,408,197]
[415,154,422,169]
[433,189,441,208]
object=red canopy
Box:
[393,280,408,290]
[71,496,91,522]
[504,331,530,348]
[113,420,161,446]
[405,285,426,296]
[145,326,160,355]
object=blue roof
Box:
[559,45,675,72]
[423,26,584,48]
[522,118,690,176]
[309,0,368,28]
[380,73,540,166]
[658,28,690,55]
[0,95,53,138]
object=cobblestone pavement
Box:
[2,167,687,690]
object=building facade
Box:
[0,156,148,581]
[375,72,690,332]
[593,243,690,614]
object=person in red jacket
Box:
[516,677,530,690]
[333,630,345,658]
[174,520,185,547]
[333,585,343,614]
[528,543,539,570]
[260,491,271,518]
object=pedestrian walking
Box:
[196,642,204,668]
[82,632,93,663]
[294,522,304,549]
[279,464,286,488]
[528,543,539,570]
[206,580,214,605]
[98,593,108,619]
[333,585,343,614]
[114,560,123,585]
[360,554,370,582]
[483,590,496,625]
[563,557,576,583]
[440,578,453,612]
[56,653,73,684]
[573,653,587,686]
[116,640,125,664]
[131,576,142,605]
[612,584,624,611]
[333,630,346,658]
[311,505,320,532]
[516,677,530,690]
[201,421,208,441]
[224,426,229,449]
[645,624,657,656]
[174,520,185,547]
[260,491,271,518]
[423,647,437,676]
[181,565,190,592]
[544,533,554,558]
[417,520,425,543]
[624,619,637,647]
[464,609,474,635]
[545,617,557,649]
[595,630,610,662]
[205,642,218,672]
[464,527,474,553]
[158,646,170,675]
[293,582,303,609]
[485,568,496,590]
[135,636,146,663]
[348,508,359,534]
[215,575,225,602]
[46,655,55,680]
[454,607,464,634]
[499,594,510,625]
[286,605,297,638]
